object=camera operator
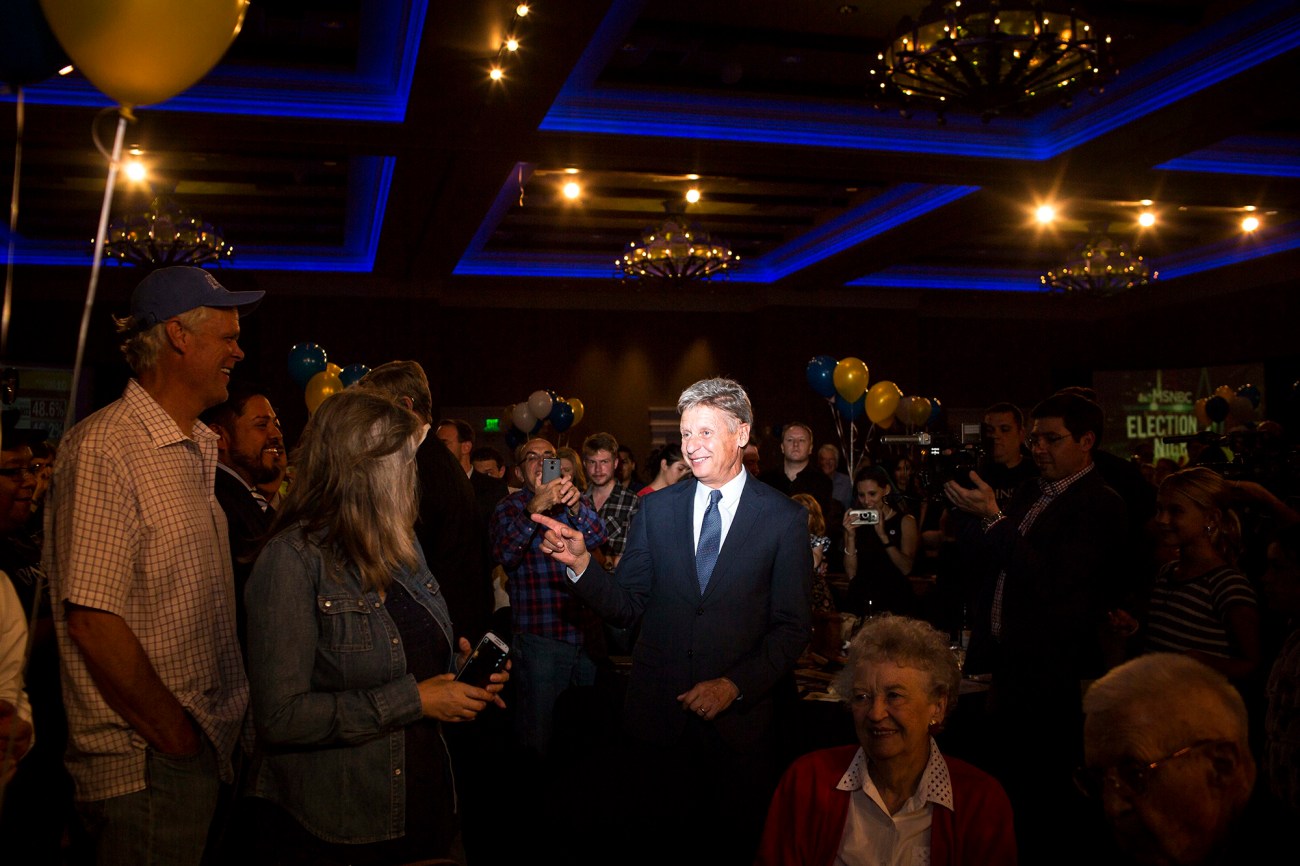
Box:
[975,402,1038,506]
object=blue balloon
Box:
[288,343,328,388]
[551,400,575,432]
[1,1,69,87]
[835,393,866,421]
[929,397,943,424]
[1236,384,1261,409]
[806,355,837,399]
[339,363,370,388]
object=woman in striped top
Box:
[1144,467,1261,681]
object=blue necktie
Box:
[696,489,723,592]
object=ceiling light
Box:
[105,196,232,267]
[1242,216,1260,232]
[686,174,700,181]
[489,67,503,81]
[562,181,581,200]
[1042,225,1155,297]
[564,168,579,174]
[1035,204,1056,224]
[1138,211,1155,228]
[1139,199,1153,206]
[616,201,738,285]
[685,188,701,204]
[58,65,73,76]
[505,38,519,52]
[516,4,530,16]
[871,1,1114,122]
[124,160,147,183]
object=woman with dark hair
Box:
[842,465,917,617]
[244,389,507,865]
[637,442,691,496]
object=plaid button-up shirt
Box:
[490,489,607,644]
[44,380,248,801]
[585,483,641,559]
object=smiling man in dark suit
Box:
[944,390,1127,862]
[533,377,812,865]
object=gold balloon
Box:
[326,362,342,377]
[908,396,932,427]
[833,357,870,403]
[40,0,248,108]
[305,371,344,415]
[568,397,585,428]
[866,381,902,425]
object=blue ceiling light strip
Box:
[755,184,980,281]
[1,155,396,272]
[1154,222,1300,280]
[455,173,979,282]
[847,267,1044,293]
[1041,0,1300,154]
[542,0,1297,162]
[5,1,427,122]
[1156,135,1300,178]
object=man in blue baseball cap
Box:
[43,266,262,864]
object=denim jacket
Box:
[245,526,454,843]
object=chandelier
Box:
[871,1,1112,122]
[1041,230,1156,296]
[615,201,737,284]
[104,196,232,267]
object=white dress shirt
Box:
[691,468,748,553]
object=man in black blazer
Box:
[533,377,811,865]
[945,391,1127,863]
[201,382,283,655]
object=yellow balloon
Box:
[1213,385,1235,401]
[40,0,248,108]
[909,396,932,427]
[305,371,344,415]
[833,357,870,403]
[568,397,585,428]
[866,381,902,425]
[326,362,343,377]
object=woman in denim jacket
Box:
[244,389,506,865]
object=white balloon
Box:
[512,402,537,433]
[528,389,554,420]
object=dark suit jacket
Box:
[967,466,1126,715]
[469,469,509,528]
[569,475,812,754]
[215,467,274,654]
[415,440,493,643]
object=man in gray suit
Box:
[533,377,811,865]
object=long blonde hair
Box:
[270,389,423,591]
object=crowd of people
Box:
[1,264,1298,866]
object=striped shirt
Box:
[1146,561,1257,658]
[44,380,249,801]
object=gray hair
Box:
[677,377,753,429]
[833,614,961,720]
[114,305,215,374]
[1083,653,1249,751]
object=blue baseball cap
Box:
[129,267,264,330]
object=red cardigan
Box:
[755,746,1018,866]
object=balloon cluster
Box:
[503,390,586,449]
[806,355,943,470]
[1193,383,1262,428]
[288,343,371,415]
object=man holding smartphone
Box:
[489,437,607,760]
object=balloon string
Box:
[3,87,22,357]
[64,111,129,437]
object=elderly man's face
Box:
[1083,709,1231,866]
[817,446,838,476]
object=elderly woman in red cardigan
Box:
[756,614,1017,865]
